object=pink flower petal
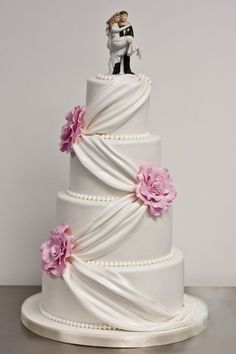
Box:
[135,163,177,217]
[59,105,85,153]
[40,223,75,278]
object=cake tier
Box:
[84,74,151,135]
[70,134,161,198]
[41,248,184,327]
[56,191,172,262]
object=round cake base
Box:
[21,292,208,348]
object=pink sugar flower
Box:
[41,223,75,278]
[59,105,85,153]
[135,163,177,217]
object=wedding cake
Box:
[21,73,208,347]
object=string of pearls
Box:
[100,132,150,140]
[96,74,116,80]
[66,188,119,202]
[87,249,175,268]
[96,73,152,85]
[40,304,118,331]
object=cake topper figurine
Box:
[106,10,141,75]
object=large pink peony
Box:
[135,163,177,217]
[41,223,75,278]
[59,105,85,153]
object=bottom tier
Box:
[41,248,184,328]
[21,292,208,347]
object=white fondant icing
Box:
[42,248,184,330]
[52,185,178,332]
[70,134,161,197]
[38,73,205,338]
[84,74,151,134]
[56,191,172,262]
[17,71,209,344]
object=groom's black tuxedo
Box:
[112,23,135,75]
[119,24,134,38]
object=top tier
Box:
[83,74,152,135]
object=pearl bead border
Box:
[66,188,119,202]
[100,132,150,140]
[96,74,117,81]
[40,304,118,331]
[87,249,175,268]
[96,73,152,85]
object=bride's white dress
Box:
[107,23,139,73]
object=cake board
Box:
[21,292,208,348]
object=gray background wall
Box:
[0,0,235,285]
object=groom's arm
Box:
[123,25,134,37]
[129,25,134,37]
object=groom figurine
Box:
[112,10,135,75]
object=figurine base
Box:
[21,292,208,348]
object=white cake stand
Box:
[21,292,208,348]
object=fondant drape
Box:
[58,135,189,331]
[83,75,151,134]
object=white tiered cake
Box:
[21,74,208,347]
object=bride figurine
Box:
[106,11,141,75]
